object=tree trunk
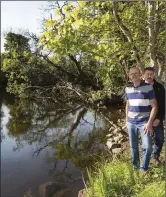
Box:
[147,1,157,70]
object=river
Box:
[1,89,123,197]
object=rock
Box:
[118,133,124,138]
[109,120,113,124]
[119,129,128,136]
[122,125,127,130]
[106,138,114,143]
[113,128,120,134]
[78,189,86,197]
[109,126,114,131]
[39,182,63,197]
[123,141,130,149]
[119,138,128,143]
[112,124,117,128]
[106,133,113,138]
[111,143,121,149]
[52,189,71,197]
[112,148,122,154]
[113,136,122,143]
[106,142,121,149]
[106,141,113,149]
[100,106,107,109]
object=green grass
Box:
[84,155,165,197]
[133,182,165,197]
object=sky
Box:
[1,1,64,52]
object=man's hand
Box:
[144,98,157,135]
[144,122,153,135]
[152,119,160,127]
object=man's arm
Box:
[153,84,165,126]
[156,84,165,121]
[144,99,158,134]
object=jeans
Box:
[127,122,152,171]
[152,123,164,159]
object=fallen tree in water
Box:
[1,32,127,104]
[22,80,123,107]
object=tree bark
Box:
[68,54,83,75]
[147,1,157,70]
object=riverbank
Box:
[78,125,165,197]
[25,142,165,197]
[24,119,165,197]
[37,118,165,197]
[79,153,165,197]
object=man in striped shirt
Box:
[125,67,157,172]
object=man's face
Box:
[128,68,141,83]
[143,70,155,84]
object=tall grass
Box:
[84,159,164,197]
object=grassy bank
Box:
[84,153,165,197]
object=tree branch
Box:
[68,54,82,75]
[112,2,144,70]
[38,53,76,78]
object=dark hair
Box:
[143,67,155,72]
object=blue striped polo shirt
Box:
[125,81,155,124]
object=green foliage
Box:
[2,32,31,94]
[40,1,164,94]
[134,182,165,197]
[85,159,164,197]
[86,161,135,197]
[1,1,165,96]
[1,32,56,95]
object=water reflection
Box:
[6,98,109,167]
[1,90,121,197]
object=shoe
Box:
[133,166,138,171]
[139,167,148,174]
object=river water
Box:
[1,90,122,197]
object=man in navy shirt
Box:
[143,67,165,165]
[125,67,157,172]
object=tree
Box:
[147,1,165,78]
[40,1,165,92]
[2,1,165,98]
[2,32,31,94]
[0,53,7,85]
[2,32,58,94]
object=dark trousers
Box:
[152,123,164,159]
